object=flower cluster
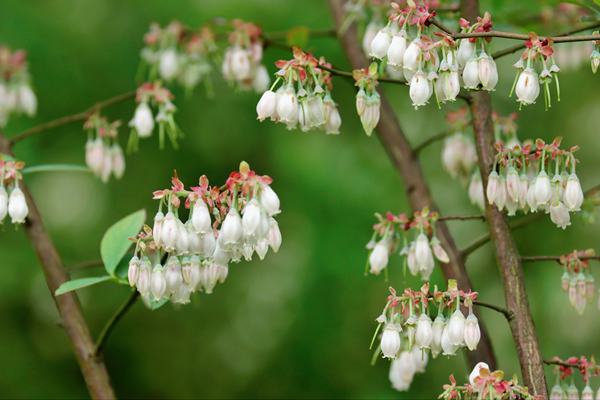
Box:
[374,281,481,392]
[558,249,597,315]
[367,208,450,281]
[456,14,499,93]
[127,162,282,305]
[353,64,381,135]
[222,20,269,93]
[128,82,182,152]
[549,356,600,400]
[510,34,560,109]
[256,47,341,134]
[486,137,583,229]
[139,21,216,91]
[439,363,534,400]
[84,113,125,182]
[0,158,28,225]
[0,46,37,126]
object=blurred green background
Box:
[0,0,599,398]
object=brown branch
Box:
[414,130,452,155]
[474,300,514,321]
[492,20,600,59]
[522,255,600,263]
[438,214,485,222]
[0,135,115,398]
[461,0,547,396]
[329,0,497,370]
[10,91,136,145]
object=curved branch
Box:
[329,0,497,370]
[438,214,485,222]
[492,20,600,59]
[0,135,115,398]
[94,290,139,356]
[10,91,136,146]
[414,130,452,155]
[474,300,514,321]
[522,255,600,263]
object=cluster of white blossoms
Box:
[139,21,216,91]
[486,137,584,229]
[510,34,561,109]
[84,113,125,182]
[548,356,600,400]
[0,46,37,127]
[127,162,282,305]
[222,20,269,93]
[0,158,29,225]
[256,47,341,134]
[367,209,450,281]
[375,282,481,392]
[557,250,597,315]
[128,82,182,152]
[353,64,380,135]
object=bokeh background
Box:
[0,0,599,398]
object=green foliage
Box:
[54,275,112,295]
[100,209,146,277]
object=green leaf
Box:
[22,164,91,174]
[55,276,112,296]
[100,209,146,277]
[286,26,309,48]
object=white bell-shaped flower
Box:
[130,102,154,138]
[436,71,460,102]
[369,239,389,275]
[440,324,458,355]
[468,174,485,210]
[462,57,480,89]
[276,85,298,124]
[515,68,540,105]
[219,208,243,247]
[457,39,475,68]
[256,90,277,121]
[414,233,433,272]
[463,311,481,351]
[370,27,392,59]
[380,323,402,359]
[506,167,520,202]
[260,184,280,216]
[159,48,180,81]
[388,354,414,392]
[111,144,125,179]
[17,83,37,116]
[8,186,28,224]
[486,170,500,205]
[164,256,183,295]
[387,31,407,67]
[411,346,428,373]
[150,265,167,301]
[534,171,552,206]
[252,65,270,93]
[549,201,571,229]
[430,315,445,358]
[127,255,140,287]
[229,46,252,81]
[447,308,466,346]
[563,173,584,211]
[415,313,433,349]
[160,211,179,252]
[362,21,381,56]
[478,52,498,91]
[409,71,432,108]
[191,199,212,234]
[136,258,152,297]
[324,101,342,135]
[0,186,8,222]
[242,198,262,239]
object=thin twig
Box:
[474,300,514,321]
[522,255,600,263]
[10,90,136,145]
[492,21,600,59]
[414,131,452,155]
[94,290,140,356]
[462,183,600,258]
[438,214,485,222]
[318,63,407,84]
